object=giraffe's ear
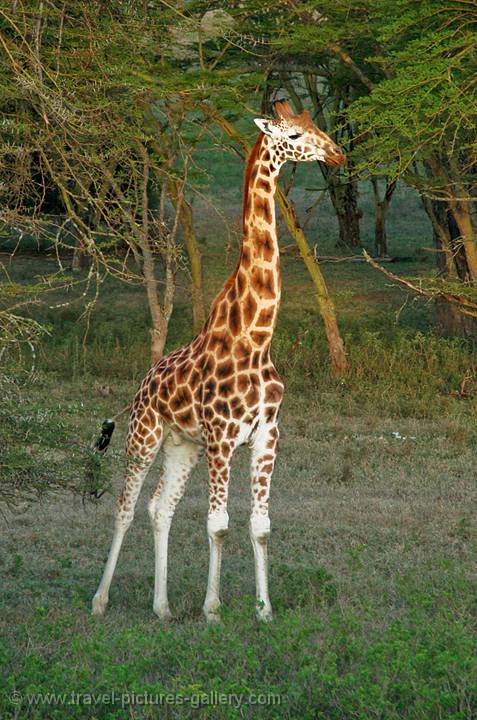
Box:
[254,118,275,136]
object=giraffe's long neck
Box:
[233,134,283,345]
[204,134,283,358]
[242,133,282,242]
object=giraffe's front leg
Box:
[203,444,231,623]
[249,423,279,622]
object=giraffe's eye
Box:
[289,133,301,140]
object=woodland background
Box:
[1,2,476,719]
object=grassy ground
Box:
[1,373,476,719]
[1,156,477,718]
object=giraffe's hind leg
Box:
[148,434,201,620]
[249,422,279,622]
[92,421,164,615]
[203,442,232,623]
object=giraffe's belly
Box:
[160,412,204,446]
[165,416,256,449]
[143,344,284,449]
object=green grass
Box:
[2,586,476,719]
[1,156,477,719]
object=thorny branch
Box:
[363,251,477,318]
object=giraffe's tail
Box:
[83,419,117,502]
[93,419,116,453]
[91,403,131,454]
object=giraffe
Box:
[92,100,345,622]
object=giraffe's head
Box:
[254,100,346,167]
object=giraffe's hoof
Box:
[91,593,108,615]
[256,604,273,623]
[203,603,221,624]
[153,604,173,622]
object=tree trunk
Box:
[181,199,205,334]
[276,188,348,377]
[168,180,205,334]
[447,208,471,281]
[411,157,477,336]
[329,177,361,249]
[374,202,387,257]
[375,209,386,256]
[419,196,476,336]
[371,178,396,256]
[435,297,477,337]
[426,155,477,281]
[301,73,361,249]
[69,217,84,272]
[449,200,477,281]
[149,311,169,363]
[71,238,84,272]
[420,195,454,276]
[138,228,170,364]
[138,148,176,364]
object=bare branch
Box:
[363,251,477,317]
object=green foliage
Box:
[1,571,476,719]
[345,2,477,177]
[274,323,475,418]
[3,0,477,355]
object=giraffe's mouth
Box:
[325,150,347,167]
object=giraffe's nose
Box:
[326,148,346,167]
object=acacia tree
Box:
[0,1,208,361]
[280,0,476,274]
[142,102,206,335]
[229,0,476,319]
[346,0,477,331]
